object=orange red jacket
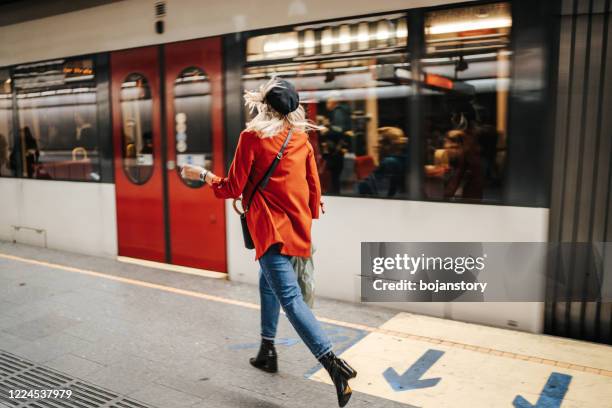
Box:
[212,128,321,259]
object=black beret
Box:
[264,79,299,115]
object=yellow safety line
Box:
[0,253,259,310]
[1,252,611,378]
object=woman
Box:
[443,129,484,200]
[181,77,357,407]
[358,127,408,198]
[0,133,9,176]
[22,126,39,178]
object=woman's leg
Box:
[259,245,332,359]
[251,268,280,373]
[259,268,280,340]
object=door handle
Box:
[167,160,176,170]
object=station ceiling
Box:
[0,0,122,26]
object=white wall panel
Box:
[0,0,471,66]
[0,179,21,241]
[0,178,117,257]
[227,196,549,332]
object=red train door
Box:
[164,38,226,272]
[111,46,165,262]
[111,39,227,273]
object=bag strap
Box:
[243,128,293,211]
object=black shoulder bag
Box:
[232,129,293,249]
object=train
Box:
[1,0,609,343]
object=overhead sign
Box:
[13,58,95,91]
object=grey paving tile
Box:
[0,259,29,279]
[158,356,331,407]
[126,334,217,367]
[10,332,94,364]
[0,282,53,305]
[65,317,218,369]
[45,352,105,378]
[0,331,29,353]
[80,354,164,395]
[51,290,149,324]
[3,313,81,341]
[0,300,20,316]
[2,276,74,295]
[0,314,24,331]
[128,383,204,407]
[189,384,287,408]
[50,287,118,306]
[154,372,219,400]
[69,338,137,366]
[0,297,72,324]
[153,356,296,401]
[62,318,134,343]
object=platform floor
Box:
[0,242,611,408]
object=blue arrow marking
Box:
[275,337,300,347]
[228,337,300,350]
[383,349,444,391]
[513,372,572,408]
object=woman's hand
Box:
[181,164,217,186]
[180,164,204,181]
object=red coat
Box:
[212,128,321,259]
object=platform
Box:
[0,242,611,408]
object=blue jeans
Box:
[258,245,332,359]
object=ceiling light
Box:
[376,21,390,41]
[396,20,408,38]
[263,39,299,53]
[427,17,511,35]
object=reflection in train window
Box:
[173,67,213,188]
[13,58,100,181]
[245,13,411,197]
[421,2,511,204]
[0,70,14,177]
[120,73,154,185]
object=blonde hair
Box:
[244,77,323,138]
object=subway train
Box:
[0,0,610,344]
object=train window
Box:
[120,73,154,185]
[13,58,101,181]
[421,2,511,204]
[173,67,213,188]
[244,13,411,198]
[0,70,14,177]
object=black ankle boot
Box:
[318,351,357,407]
[249,339,278,373]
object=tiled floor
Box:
[0,242,402,408]
[1,241,611,408]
